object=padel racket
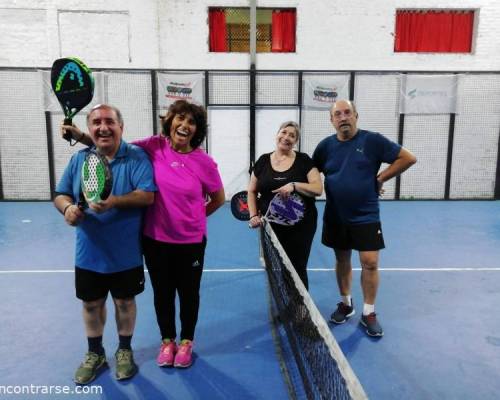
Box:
[230,190,305,226]
[81,150,113,205]
[230,191,250,221]
[264,192,305,226]
[51,57,94,142]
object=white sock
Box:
[341,295,352,307]
[363,303,375,316]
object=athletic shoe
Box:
[157,339,177,367]
[360,312,384,337]
[115,349,138,380]
[174,339,193,368]
[74,352,107,384]
[330,301,355,324]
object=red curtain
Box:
[450,12,474,52]
[209,9,227,52]
[272,10,296,52]
[394,10,473,53]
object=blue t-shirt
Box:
[312,129,401,225]
[56,140,156,273]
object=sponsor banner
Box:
[303,75,349,109]
[400,74,458,114]
[157,72,204,108]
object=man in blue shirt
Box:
[313,100,416,337]
[54,104,156,383]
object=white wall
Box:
[0,0,160,68]
[0,0,499,70]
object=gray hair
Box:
[277,121,301,139]
[86,104,124,126]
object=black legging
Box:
[271,208,317,290]
[143,235,206,341]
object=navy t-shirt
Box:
[312,129,401,225]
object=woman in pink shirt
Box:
[136,100,225,368]
[64,100,225,369]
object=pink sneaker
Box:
[156,339,177,367]
[174,339,193,368]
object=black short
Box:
[322,221,385,251]
[75,266,145,302]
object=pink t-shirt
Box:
[134,136,223,244]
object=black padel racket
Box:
[51,57,94,142]
[81,150,113,206]
[230,191,250,221]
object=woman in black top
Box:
[247,121,322,289]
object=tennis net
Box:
[261,221,368,400]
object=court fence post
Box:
[494,128,500,199]
[45,111,56,200]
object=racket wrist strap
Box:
[62,203,72,216]
[70,132,84,147]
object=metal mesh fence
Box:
[256,72,298,105]
[300,73,351,156]
[450,74,500,199]
[106,71,154,140]
[0,68,498,200]
[400,114,450,199]
[209,71,249,105]
[354,73,401,199]
[0,70,50,200]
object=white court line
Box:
[0,268,262,274]
[310,267,500,271]
[0,267,500,274]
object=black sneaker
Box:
[330,301,355,324]
[360,312,384,337]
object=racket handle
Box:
[63,118,73,142]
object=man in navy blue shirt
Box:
[313,100,416,337]
[54,104,156,383]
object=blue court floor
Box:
[0,201,499,399]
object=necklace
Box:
[273,152,291,164]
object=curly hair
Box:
[161,100,208,149]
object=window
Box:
[394,9,474,53]
[208,7,296,53]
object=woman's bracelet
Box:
[249,214,259,219]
